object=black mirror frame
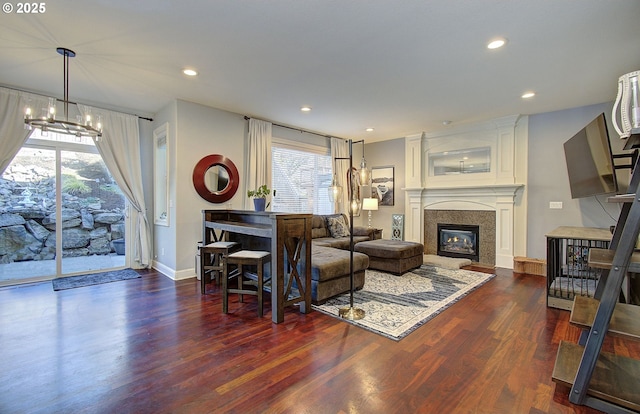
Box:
[192,154,239,203]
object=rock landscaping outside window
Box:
[0,147,126,265]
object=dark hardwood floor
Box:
[1,266,638,414]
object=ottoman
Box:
[355,239,424,275]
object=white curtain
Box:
[0,87,49,174]
[245,118,272,209]
[79,104,151,268]
[330,137,350,214]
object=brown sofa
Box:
[311,214,377,248]
[308,214,376,304]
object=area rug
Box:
[52,268,140,291]
[312,265,495,341]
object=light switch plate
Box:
[549,201,563,209]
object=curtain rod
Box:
[1,85,153,122]
[243,115,348,141]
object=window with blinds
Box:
[271,139,333,214]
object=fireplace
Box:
[403,116,526,269]
[437,223,480,262]
[424,210,495,265]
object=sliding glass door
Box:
[0,131,127,285]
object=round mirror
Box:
[192,155,239,203]
[205,165,230,192]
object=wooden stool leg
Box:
[211,253,218,284]
[237,264,244,303]
[257,260,264,317]
[222,258,229,313]
[213,252,223,284]
[200,249,208,294]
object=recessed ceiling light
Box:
[521,91,536,99]
[300,106,312,112]
[365,128,374,132]
[442,120,452,126]
[183,68,198,76]
[487,38,507,49]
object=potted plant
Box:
[247,184,276,211]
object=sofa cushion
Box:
[313,236,370,249]
[311,238,334,248]
[311,215,329,239]
[326,215,350,238]
[311,245,369,282]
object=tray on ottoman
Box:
[355,239,424,275]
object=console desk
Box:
[202,210,312,323]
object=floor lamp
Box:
[329,139,366,320]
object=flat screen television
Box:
[564,113,618,199]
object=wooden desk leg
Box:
[301,238,312,314]
[267,214,312,323]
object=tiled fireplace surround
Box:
[426,210,495,265]
[403,116,527,269]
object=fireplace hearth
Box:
[437,223,480,262]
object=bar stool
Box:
[223,250,271,317]
[200,241,241,294]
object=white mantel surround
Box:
[403,115,528,269]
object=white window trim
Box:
[272,137,330,156]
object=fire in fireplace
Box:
[437,223,480,262]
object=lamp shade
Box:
[362,197,378,211]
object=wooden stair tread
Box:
[588,248,640,273]
[607,193,636,203]
[622,129,640,150]
[552,341,640,412]
[570,296,640,340]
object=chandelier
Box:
[24,47,103,139]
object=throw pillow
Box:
[327,216,350,238]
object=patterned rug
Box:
[52,268,140,291]
[312,265,495,341]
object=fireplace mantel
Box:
[403,116,528,269]
[404,184,523,268]
[410,184,523,204]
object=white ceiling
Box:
[1,0,639,142]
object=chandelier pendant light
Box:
[24,47,103,139]
[328,158,343,203]
[359,145,371,187]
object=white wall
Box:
[152,101,178,273]
[360,138,406,238]
[152,99,246,279]
[526,102,629,259]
